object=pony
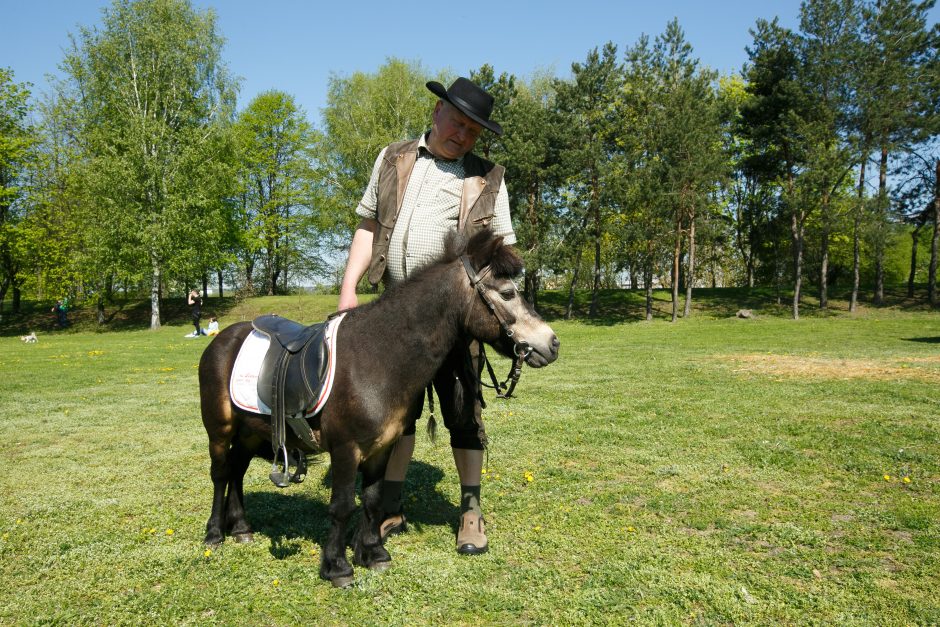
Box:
[198,230,559,587]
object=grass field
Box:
[1,291,938,624]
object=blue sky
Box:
[2,1,935,125]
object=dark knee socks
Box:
[381,480,404,516]
[460,484,482,516]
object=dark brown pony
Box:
[199,230,559,587]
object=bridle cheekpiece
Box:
[459,254,532,398]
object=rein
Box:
[459,254,531,399]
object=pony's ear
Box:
[468,232,504,269]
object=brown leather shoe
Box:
[379,512,407,540]
[456,512,488,555]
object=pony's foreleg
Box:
[320,445,358,587]
[354,455,392,571]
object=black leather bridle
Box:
[459,254,532,399]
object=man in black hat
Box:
[338,77,514,555]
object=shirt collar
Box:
[419,132,465,165]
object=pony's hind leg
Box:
[223,440,255,542]
[354,456,392,571]
[205,474,228,546]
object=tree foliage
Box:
[5,0,939,324]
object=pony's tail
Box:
[425,384,437,443]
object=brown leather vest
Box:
[367,138,505,286]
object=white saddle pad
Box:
[229,313,345,416]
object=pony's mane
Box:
[355,230,524,314]
[439,230,524,279]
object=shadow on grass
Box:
[904,336,940,343]
[243,461,458,556]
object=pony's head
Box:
[449,231,559,368]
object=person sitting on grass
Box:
[205,315,220,336]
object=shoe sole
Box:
[457,543,488,555]
[380,518,407,541]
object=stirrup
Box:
[269,445,291,488]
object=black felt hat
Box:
[426,77,503,136]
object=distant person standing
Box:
[51,299,69,329]
[186,289,204,337]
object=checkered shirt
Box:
[356,133,516,285]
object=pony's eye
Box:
[499,289,516,301]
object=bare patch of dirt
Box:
[714,354,940,383]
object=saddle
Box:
[252,314,329,487]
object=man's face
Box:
[428,101,484,160]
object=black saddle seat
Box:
[253,314,329,419]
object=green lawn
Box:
[0,294,938,624]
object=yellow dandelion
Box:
[148,528,156,534]
[166,529,174,536]
[273,579,280,587]
[204,548,212,557]
[524,471,534,482]
[903,476,911,484]
[627,526,636,533]
[533,525,542,531]
[481,468,488,475]
[16,519,22,525]
[883,474,891,481]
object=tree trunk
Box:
[929,159,940,306]
[217,269,224,299]
[819,190,830,310]
[791,209,803,321]
[908,223,922,298]
[565,213,590,320]
[588,173,601,318]
[874,146,889,306]
[683,213,696,318]
[851,158,866,313]
[150,253,162,330]
[671,213,682,322]
[565,252,582,321]
[202,273,209,300]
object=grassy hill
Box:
[1,284,933,337]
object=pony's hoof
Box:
[232,532,254,543]
[368,560,391,573]
[331,575,354,589]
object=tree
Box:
[232,91,325,295]
[649,20,727,320]
[471,67,563,310]
[616,35,674,320]
[799,0,860,310]
[741,18,816,319]
[0,68,39,316]
[858,0,937,305]
[322,59,441,240]
[60,0,236,329]
[554,42,621,319]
